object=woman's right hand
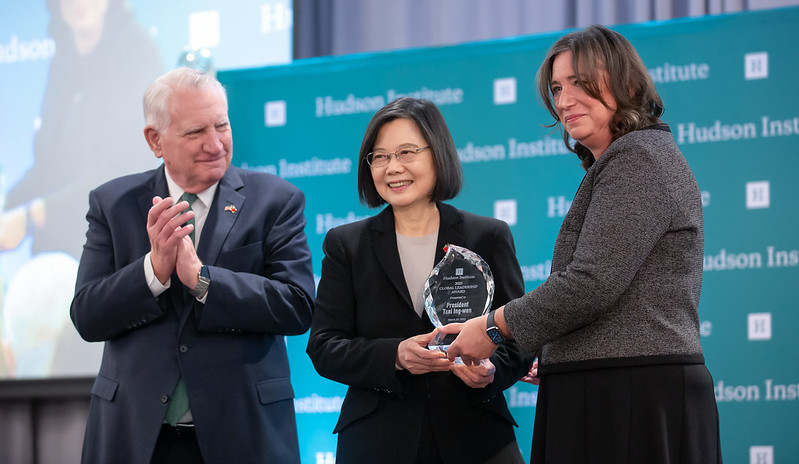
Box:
[396,330,454,375]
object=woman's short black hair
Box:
[357,97,463,208]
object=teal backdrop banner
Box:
[219,7,799,464]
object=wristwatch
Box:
[486,310,507,345]
[189,265,210,298]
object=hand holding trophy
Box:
[424,244,494,364]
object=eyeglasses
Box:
[366,145,429,167]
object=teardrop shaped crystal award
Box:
[424,244,494,352]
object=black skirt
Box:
[531,363,722,464]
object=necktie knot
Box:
[179,192,198,205]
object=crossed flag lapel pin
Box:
[224,204,237,214]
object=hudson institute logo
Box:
[750,445,773,464]
[494,199,517,226]
[746,181,770,209]
[493,77,517,105]
[748,313,771,341]
[745,52,769,80]
[264,100,287,127]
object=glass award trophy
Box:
[424,244,494,354]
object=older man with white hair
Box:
[71,67,315,464]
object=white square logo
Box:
[455,268,464,276]
[748,313,772,341]
[750,445,773,464]
[746,181,770,209]
[265,101,287,127]
[745,52,768,80]
[494,199,517,226]
[493,78,517,105]
[189,10,220,49]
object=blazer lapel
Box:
[137,166,170,228]
[369,207,415,312]
[197,168,245,264]
[140,167,245,327]
[369,203,467,316]
[180,169,244,329]
[434,203,466,263]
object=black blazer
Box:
[307,203,531,463]
[71,166,315,464]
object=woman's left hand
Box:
[520,360,540,385]
[450,357,496,389]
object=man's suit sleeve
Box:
[71,188,167,342]
[195,186,315,335]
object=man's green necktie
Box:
[164,192,197,425]
[178,192,197,244]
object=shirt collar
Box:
[164,168,219,209]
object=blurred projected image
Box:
[0,0,292,379]
[0,0,163,379]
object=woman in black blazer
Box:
[307,98,532,463]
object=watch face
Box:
[487,328,505,344]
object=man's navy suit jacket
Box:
[71,165,315,464]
